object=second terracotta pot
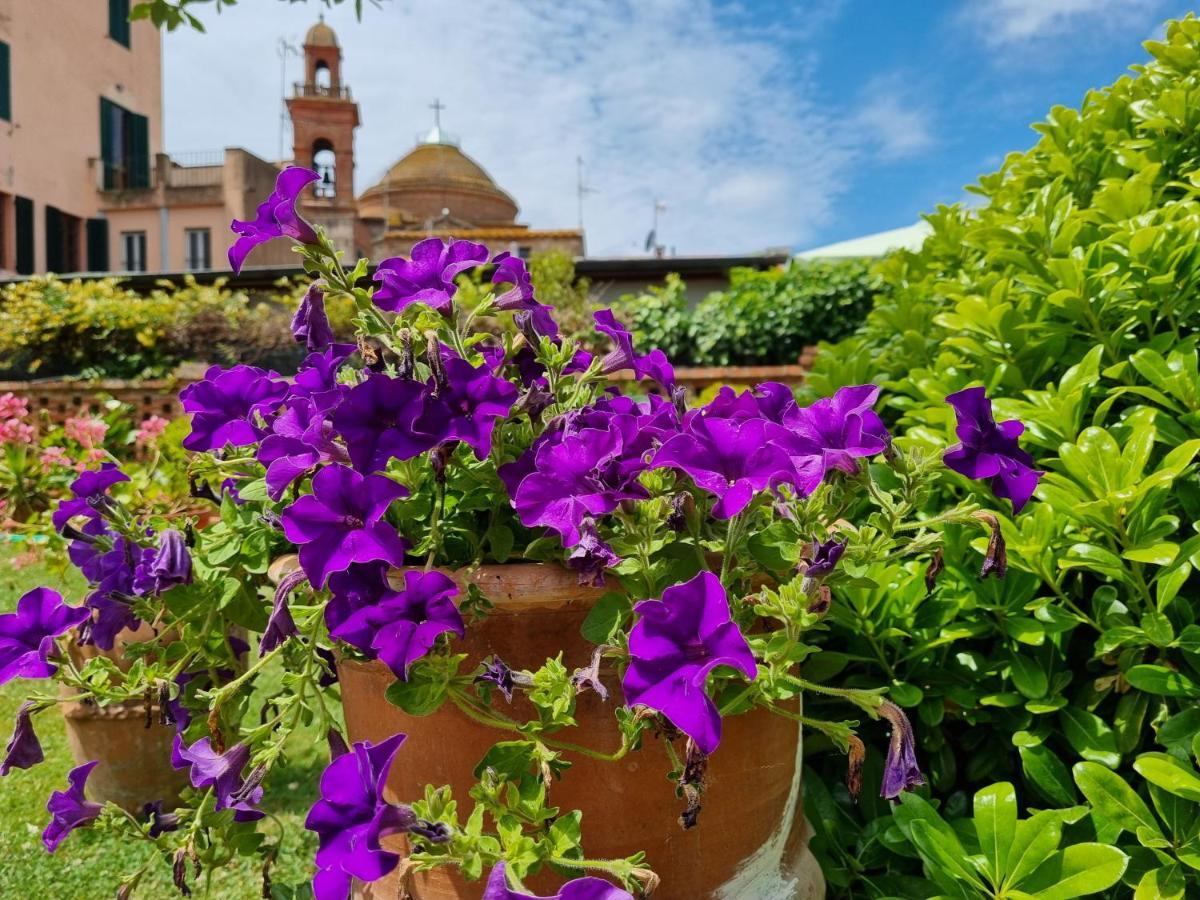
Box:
[339,563,824,900]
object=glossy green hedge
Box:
[803,15,1200,898]
[617,258,877,367]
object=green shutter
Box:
[86,219,109,272]
[44,206,63,273]
[129,111,150,188]
[109,0,131,47]
[14,196,33,275]
[100,98,115,189]
[0,41,10,122]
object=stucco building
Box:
[0,9,580,277]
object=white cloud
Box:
[852,80,935,161]
[962,0,1166,47]
[164,1,916,255]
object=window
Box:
[185,228,211,270]
[45,207,81,273]
[86,219,110,272]
[109,0,131,48]
[121,231,146,272]
[517,245,532,259]
[14,196,34,275]
[0,41,10,122]
[100,98,150,190]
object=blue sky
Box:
[164,0,1191,256]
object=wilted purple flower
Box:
[281,465,410,588]
[623,571,757,753]
[652,416,793,519]
[774,385,890,495]
[261,569,306,655]
[332,374,439,474]
[421,357,518,459]
[293,283,335,351]
[474,656,515,702]
[373,238,489,314]
[329,569,464,680]
[571,645,609,701]
[879,700,924,800]
[483,861,633,900]
[133,530,192,596]
[0,588,90,685]
[43,761,103,852]
[566,517,621,587]
[180,364,289,452]
[142,800,181,837]
[229,166,320,274]
[305,733,441,900]
[173,737,263,820]
[510,427,648,546]
[944,387,1043,513]
[2,702,43,775]
[806,538,846,578]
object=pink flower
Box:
[0,393,28,420]
[135,416,170,448]
[64,417,108,450]
[10,549,41,571]
[39,446,71,473]
[0,418,35,446]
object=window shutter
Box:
[86,219,109,272]
[44,206,64,272]
[14,196,33,275]
[130,111,150,188]
[100,98,115,189]
[0,41,10,122]
[109,0,131,47]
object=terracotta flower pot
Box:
[61,622,188,812]
[338,563,825,899]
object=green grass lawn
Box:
[0,542,321,899]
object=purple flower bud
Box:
[474,656,515,702]
[326,729,350,760]
[566,518,621,587]
[2,701,43,775]
[142,800,181,837]
[879,701,924,800]
[260,570,305,656]
[133,529,193,597]
[292,283,335,352]
[805,538,846,579]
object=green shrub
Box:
[617,258,877,366]
[804,15,1200,898]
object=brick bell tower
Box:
[286,16,362,258]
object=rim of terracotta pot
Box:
[269,555,606,616]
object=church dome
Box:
[358,138,519,228]
[305,18,339,47]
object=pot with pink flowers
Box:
[4,167,1040,899]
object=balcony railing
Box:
[293,82,352,100]
[164,151,224,188]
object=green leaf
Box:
[1125,665,1200,697]
[579,592,631,644]
[1021,745,1077,807]
[975,782,1017,885]
[1133,753,1200,802]
[1010,653,1048,699]
[1020,843,1128,898]
[1059,709,1121,768]
[1072,761,1162,838]
[1134,865,1186,900]
[1004,810,1063,890]
[485,524,514,563]
[385,666,448,716]
[893,792,986,890]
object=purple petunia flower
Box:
[305,733,439,900]
[879,700,924,800]
[474,656,516,702]
[52,465,129,535]
[229,166,320,274]
[329,569,464,680]
[943,387,1043,513]
[293,283,336,352]
[623,571,757,753]
[0,588,90,685]
[2,702,43,775]
[806,538,846,578]
[566,517,621,587]
[773,384,890,495]
[325,562,391,635]
[420,357,518,459]
[331,374,440,474]
[482,861,633,900]
[652,416,793,519]
[281,465,410,588]
[490,252,536,310]
[258,399,350,500]
[143,800,181,838]
[173,736,263,820]
[133,529,192,596]
[43,761,103,852]
[373,238,489,314]
[592,309,675,390]
[180,364,289,452]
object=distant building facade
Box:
[0,9,580,277]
